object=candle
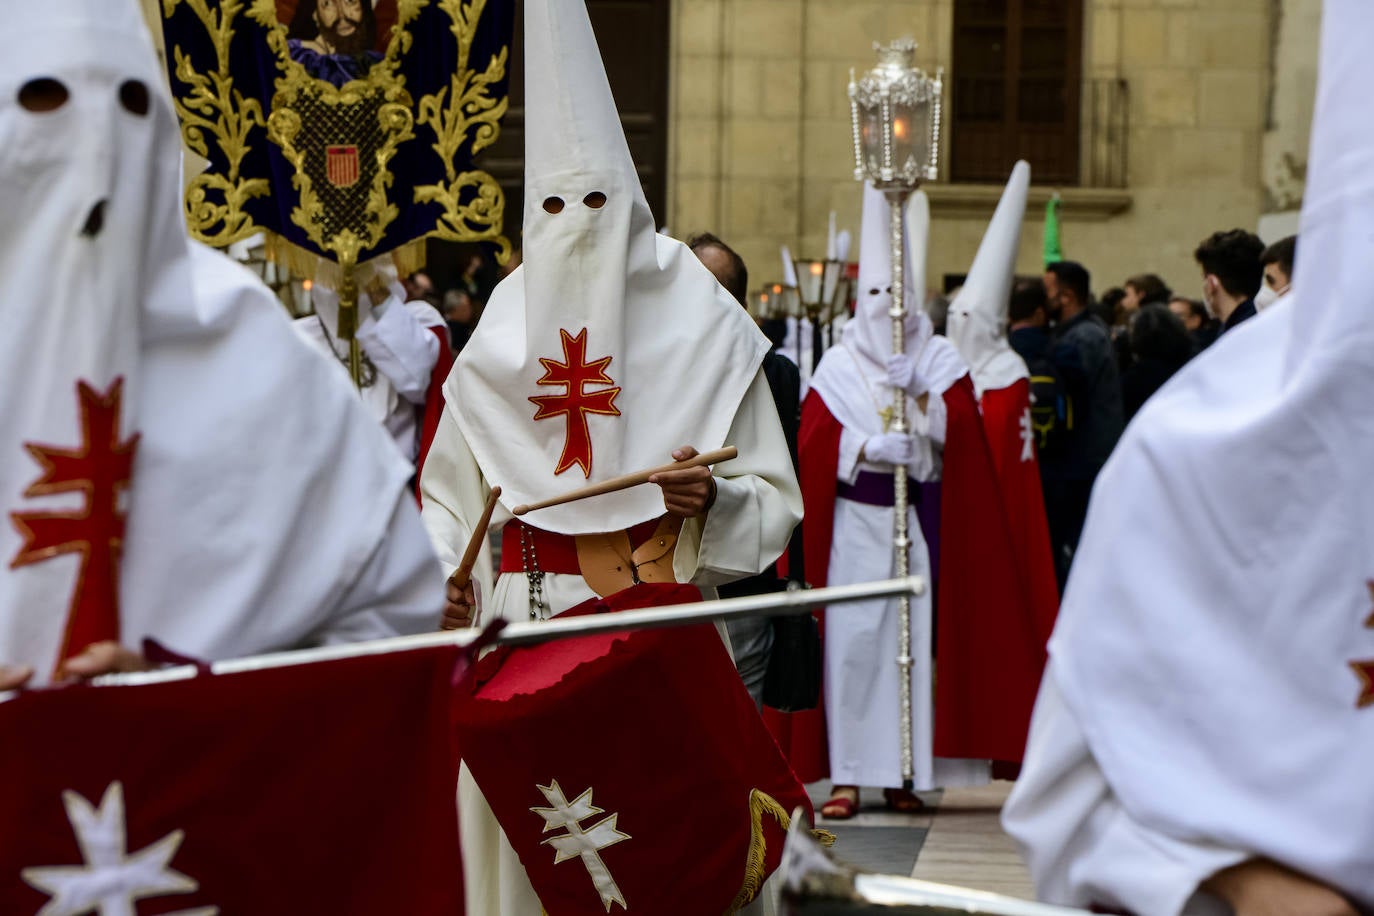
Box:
[827,211,837,260]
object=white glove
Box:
[863,432,914,467]
[357,258,404,315]
[887,353,930,397]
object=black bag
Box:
[760,523,821,712]
[761,589,821,712]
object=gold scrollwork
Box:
[415,0,513,262]
[164,0,271,247]
[166,0,511,273]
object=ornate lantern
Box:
[792,257,853,372]
[848,39,944,790]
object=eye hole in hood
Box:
[18,78,68,113]
[119,80,150,117]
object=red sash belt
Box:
[499,519,665,576]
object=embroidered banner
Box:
[160,0,515,274]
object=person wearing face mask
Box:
[419,0,801,910]
[1194,228,1265,335]
[1005,6,1372,910]
[0,0,444,690]
[1259,234,1297,311]
[1041,260,1124,587]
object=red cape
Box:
[979,379,1059,649]
[413,326,454,500]
[764,375,1046,775]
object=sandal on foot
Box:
[883,787,925,813]
[821,790,859,820]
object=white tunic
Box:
[1002,663,1242,916]
[294,290,444,463]
[420,369,801,916]
[812,344,987,791]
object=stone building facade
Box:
[140,0,1319,301]
[670,0,1317,300]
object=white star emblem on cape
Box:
[22,781,216,916]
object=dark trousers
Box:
[1042,477,1095,592]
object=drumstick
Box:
[512,447,738,517]
[450,486,502,589]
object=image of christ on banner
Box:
[276,0,399,86]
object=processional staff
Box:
[848,39,944,791]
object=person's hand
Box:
[443,573,478,630]
[0,665,33,691]
[862,433,915,467]
[887,353,930,397]
[650,446,717,519]
[57,642,153,681]
[1202,860,1357,916]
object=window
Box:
[951,0,1083,184]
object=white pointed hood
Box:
[0,0,438,682]
[838,183,933,379]
[946,161,1031,396]
[0,0,189,673]
[447,0,767,535]
[1043,0,1374,901]
[813,185,966,435]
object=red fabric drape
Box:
[933,375,1043,763]
[980,380,1059,649]
[761,390,839,783]
[413,325,454,501]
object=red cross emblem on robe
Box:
[9,379,139,669]
[529,328,621,478]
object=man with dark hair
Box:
[1194,229,1264,333]
[1041,261,1124,587]
[687,232,748,305]
[1121,273,1172,318]
[1009,279,1051,369]
[1169,295,1219,352]
[1259,234,1297,310]
[288,0,382,85]
[689,232,800,709]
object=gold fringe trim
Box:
[262,232,428,285]
[725,790,834,915]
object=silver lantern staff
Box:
[848,39,943,790]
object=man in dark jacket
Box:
[689,233,800,707]
[1042,261,1124,587]
[1195,229,1264,335]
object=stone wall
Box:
[670,0,1293,304]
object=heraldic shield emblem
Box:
[325,145,361,188]
[160,0,515,377]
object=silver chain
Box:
[519,524,547,621]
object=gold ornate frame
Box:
[163,0,512,275]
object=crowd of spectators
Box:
[1021,228,1294,583]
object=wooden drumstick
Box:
[512,447,738,517]
[450,486,502,590]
